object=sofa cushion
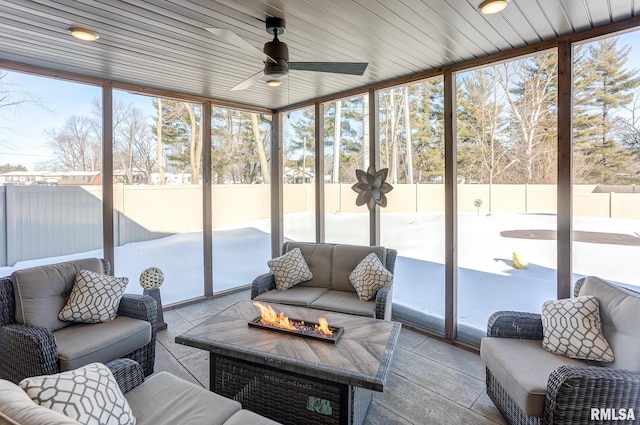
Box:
[331,245,386,292]
[284,242,333,288]
[54,316,152,372]
[254,287,329,307]
[12,258,105,331]
[541,295,614,362]
[309,290,376,317]
[480,337,586,418]
[578,276,640,371]
[125,372,241,425]
[225,410,282,425]
[349,253,393,301]
[59,270,128,324]
[268,248,313,290]
[0,379,80,425]
[19,363,134,425]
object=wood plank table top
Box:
[175,300,401,392]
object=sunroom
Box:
[0,1,639,424]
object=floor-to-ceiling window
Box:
[324,95,369,245]
[0,70,103,274]
[455,51,559,343]
[572,33,640,292]
[210,106,272,291]
[283,107,315,242]
[111,91,205,304]
[378,78,446,333]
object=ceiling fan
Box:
[205,17,368,91]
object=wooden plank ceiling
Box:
[0,0,638,110]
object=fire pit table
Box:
[175,300,401,425]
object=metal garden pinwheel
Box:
[351,166,394,211]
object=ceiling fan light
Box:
[266,79,282,87]
[478,0,509,14]
[69,27,99,41]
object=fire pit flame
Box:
[252,302,296,330]
[251,302,341,343]
[316,317,332,336]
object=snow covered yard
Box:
[1,212,637,337]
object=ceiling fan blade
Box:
[230,69,265,91]
[288,62,368,75]
[204,28,276,63]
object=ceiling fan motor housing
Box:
[263,39,289,78]
[265,17,286,36]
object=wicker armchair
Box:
[481,277,640,425]
[0,358,280,425]
[0,259,157,383]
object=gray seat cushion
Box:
[54,316,151,371]
[480,337,586,417]
[12,258,105,331]
[254,287,329,307]
[578,276,640,372]
[309,290,375,317]
[125,372,241,425]
[225,410,281,425]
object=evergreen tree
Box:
[456,68,509,184]
[0,163,27,173]
[573,38,640,183]
[407,79,445,183]
[285,106,315,180]
[152,100,203,184]
[210,107,270,184]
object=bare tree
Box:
[0,71,41,152]
[251,113,270,183]
[362,95,370,169]
[156,98,165,184]
[496,53,557,184]
[183,102,202,184]
[403,87,413,183]
[332,100,341,183]
[47,115,101,171]
[0,71,38,112]
[113,103,155,184]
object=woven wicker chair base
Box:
[487,369,541,425]
[213,355,372,425]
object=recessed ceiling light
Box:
[266,79,282,87]
[478,0,509,14]
[69,27,100,41]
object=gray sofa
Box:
[0,258,156,383]
[251,242,396,320]
[480,276,640,425]
[0,359,280,425]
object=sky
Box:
[0,79,151,170]
[3,29,640,171]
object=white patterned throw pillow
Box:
[58,270,128,323]
[349,253,393,301]
[268,247,313,290]
[541,295,614,362]
[19,362,136,425]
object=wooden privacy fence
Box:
[0,183,638,267]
